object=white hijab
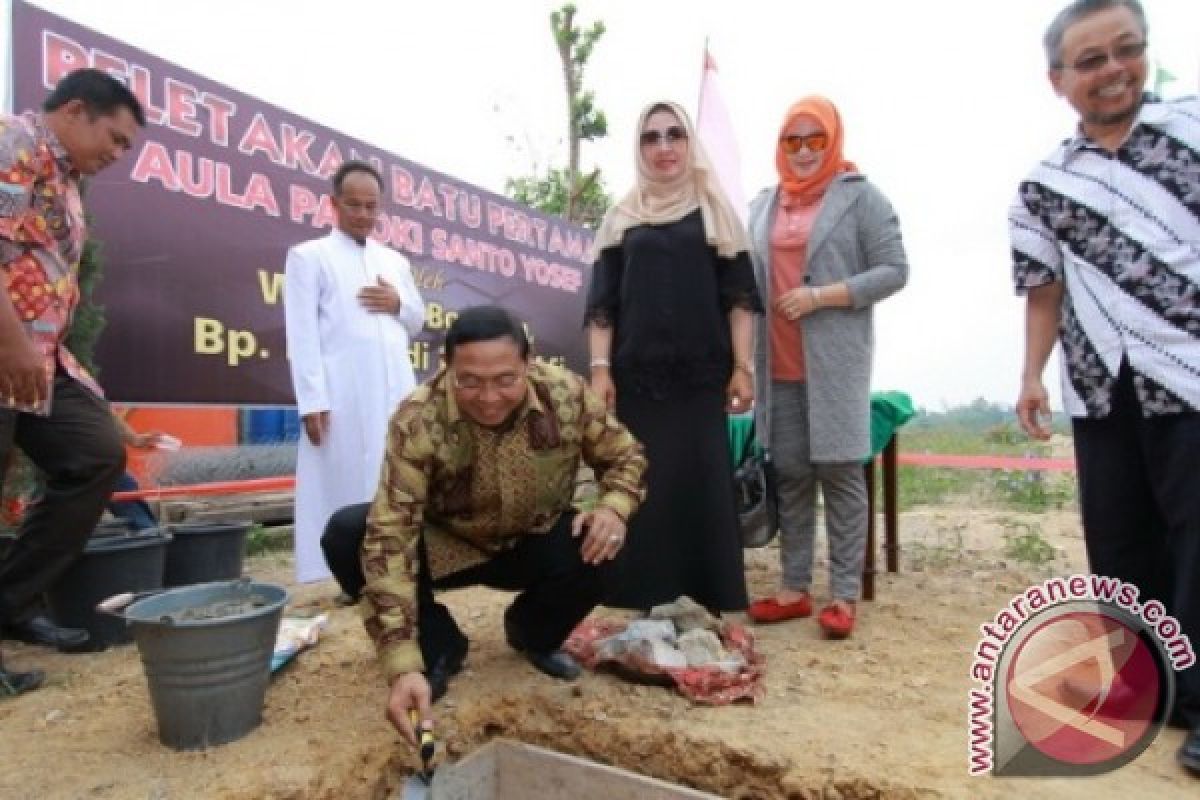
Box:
[590,100,748,260]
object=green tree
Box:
[64,231,106,375]
[505,3,611,228]
[507,167,610,230]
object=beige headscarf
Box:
[590,100,748,260]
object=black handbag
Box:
[733,444,779,549]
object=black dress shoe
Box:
[522,649,581,681]
[0,663,44,697]
[1180,727,1200,776]
[3,616,90,652]
[503,614,581,681]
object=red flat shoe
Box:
[817,603,856,639]
[748,593,813,624]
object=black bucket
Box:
[163,521,251,587]
[46,523,172,650]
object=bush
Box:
[1001,520,1060,566]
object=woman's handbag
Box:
[733,444,779,549]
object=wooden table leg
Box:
[884,435,899,574]
[863,456,877,602]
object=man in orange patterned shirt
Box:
[0,69,144,693]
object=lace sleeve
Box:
[718,251,765,313]
[583,306,614,328]
[583,245,623,328]
[724,287,763,312]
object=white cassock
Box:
[284,229,425,583]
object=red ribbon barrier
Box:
[111,475,295,502]
[895,452,1075,471]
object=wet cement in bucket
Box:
[164,594,272,623]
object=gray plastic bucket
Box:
[123,579,288,750]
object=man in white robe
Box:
[285,160,425,583]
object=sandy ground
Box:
[0,506,1195,800]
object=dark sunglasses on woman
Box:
[640,126,688,147]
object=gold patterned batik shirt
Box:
[361,359,647,681]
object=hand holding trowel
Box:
[388,673,438,799]
[400,709,437,798]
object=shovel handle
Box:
[95,589,164,616]
[96,592,137,614]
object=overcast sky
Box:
[4,0,1198,410]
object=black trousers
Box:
[1072,363,1200,725]
[0,372,125,625]
[322,503,620,668]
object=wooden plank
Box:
[176,504,292,525]
[160,492,294,525]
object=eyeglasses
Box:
[1061,39,1147,73]
[779,133,830,154]
[452,371,525,392]
[640,126,688,147]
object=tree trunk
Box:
[554,7,580,222]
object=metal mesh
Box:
[145,445,297,487]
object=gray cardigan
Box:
[749,174,908,462]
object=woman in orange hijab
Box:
[744,96,909,637]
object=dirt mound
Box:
[0,510,1194,800]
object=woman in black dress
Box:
[584,100,762,612]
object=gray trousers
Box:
[770,381,867,601]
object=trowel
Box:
[399,771,432,800]
[399,711,437,800]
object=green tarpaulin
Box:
[728,391,916,467]
[869,391,916,458]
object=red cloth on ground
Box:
[564,617,766,705]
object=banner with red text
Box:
[10,1,592,405]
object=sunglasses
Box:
[780,133,830,154]
[640,126,688,147]
[1061,39,1147,73]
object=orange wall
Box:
[115,406,238,484]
